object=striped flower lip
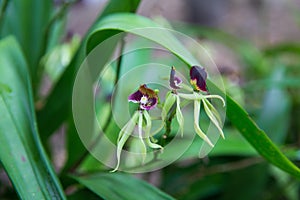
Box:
[128,84,158,110]
[169,66,182,89]
[190,66,207,92]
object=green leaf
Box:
[0,0,53,81]
[0,37,66,199]
[74,173,174,200]
[85,13,300,179]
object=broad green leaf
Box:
[0,0,53,82]
[85,13,300,179]
[74,173,174,200]
[0,37,65,199]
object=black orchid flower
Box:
[112,84,162,172]
[190,66,208,92]
[128,84,158,110]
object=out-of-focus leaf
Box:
[270,166,299,200]
[162,165,224,200]
[221,163,269,200]
[62,116,87,173]
[0,0,9,28]
[85,13,300,179]
[0,37,65,199]
[177,175,223,200]
[242,78,300,91]
[74,173,174,200]
[98,0,140,18]
[257,67,291,143]
[42,36,80,83]
[0,0,53,81]
[264,43,300,57]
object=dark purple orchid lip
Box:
[169,66,182,89]
[190,66,207,92]
[128,84,158,110]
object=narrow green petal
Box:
[138,111,147,163]
[143,110,152,135]
[143,111,163,149]
[128,111,140,131]
[179,93,225,108]
[111,133,130,172]
[176,95,184,137]
[117,123,128,142]
[203,99,223,125]
[111,111,139,172]
[178,92,198,100]
[202,99,225,139]
[111,128,131,172]
[203,94,226,107]
[145,138,163,149]
[194,100,214,147]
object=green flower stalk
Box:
[162,91,184,137]
[112,85,163,172]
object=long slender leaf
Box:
[84,13,300,179]
[74,173,174,200]
[0,37,66,199]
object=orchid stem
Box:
[160,100,177,146]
